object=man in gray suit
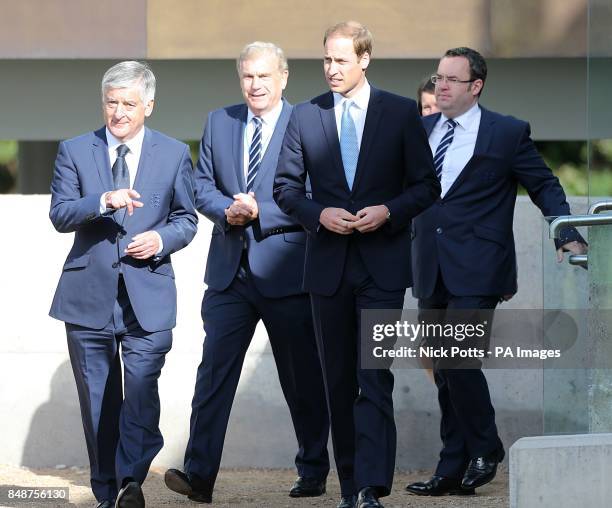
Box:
[49,61,198,508]
[163,42,330,504]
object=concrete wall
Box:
[0,0,600,59]
[0,195,589,471]
[0,58,601,142]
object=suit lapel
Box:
[92,128,113,190]
[132,127,154,190]
[318,92,348,191]
[444,106,495,199]
[351,87,382,194]
[423,112,441,138]
[233,105,247,193]
[250,99,291,194]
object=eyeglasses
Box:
[430,74,475,86]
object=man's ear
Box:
[360,52,371,71]
[144,100,155,117]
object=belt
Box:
[263,226,304,238]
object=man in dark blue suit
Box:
[163,42,330,503]
[274,22,440,508]
[49,61,198,508]
[406,47,587,497]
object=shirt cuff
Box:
[153,231,164,256]
[100,192,115,215]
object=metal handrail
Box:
[588,201,612,215]
[568,255,588,268]
[550,214,612,239]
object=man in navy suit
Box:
[49,61,198,508]
[274,22,440,508]
[163,42,330,503]
[406,47,587,497]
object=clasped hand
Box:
[225,192,259,226]
[319,205,389,234]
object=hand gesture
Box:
[105,189,143,216]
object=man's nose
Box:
[114,103,126,117]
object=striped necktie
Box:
[246,116,263,192]
[433,119,457,179]
[340,100,359,189]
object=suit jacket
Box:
[195,99,308,298]
[411,106,582,299]
[49,127,198,332]
[274,87,441,296]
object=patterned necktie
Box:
[340,100,359,189]
[112,144,130,189]
[433,119,457,180]
[246,117,263,192]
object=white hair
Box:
[101,60,156,103]
[237,42,288,75]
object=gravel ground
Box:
[0,465,508,508]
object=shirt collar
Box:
[440,102,480,131]
[333,79,371,110]
[105,126,145,154]
[246,99,284,127]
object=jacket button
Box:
[436,227,443,234]
[112,262,120,268]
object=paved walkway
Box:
[0,465,508,507]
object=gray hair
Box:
[236,42,288,75]
[101,61,156,103]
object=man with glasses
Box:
[406,47,587,497]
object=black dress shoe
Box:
[406,475,475,496]
[461,450,504,489]
[164,468,212,503]
[289,476,326,497]
[115,482,144,508]
[337,494,357,508]
[357,487,383,508]
[95,501,114,508]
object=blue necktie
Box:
[433,119,457,180]
[246,117,262,192]
[340,100,359,189]
[112,144,130,190]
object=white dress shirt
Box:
[100,126,145,211]
[429,102,481,197]
[100,126,163,254]
[106,126,145,189]
[333,79,371,148]
[243,99,284,184]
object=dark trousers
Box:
[66,277,172,502]
[418,272,504,479]
[310,242,405,497]
[184,256,330,489]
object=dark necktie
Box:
[246,117,262,192]
[112,144,130,190]
[433,119,457,180]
